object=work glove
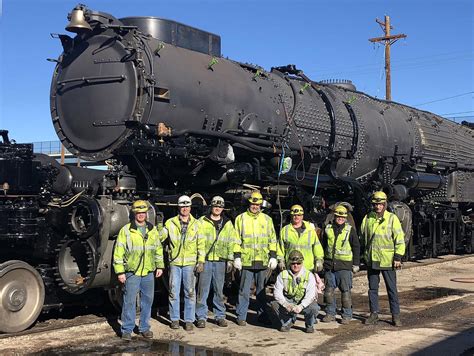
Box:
[313,259,324,273]
[268,257,278,270]
[226,261,234,273]
[233,257,242,271]
[293,305,303,314]
[278,259,286,271]
[194,262,204,274]
[284,303,295,312]
[352,265,360,273]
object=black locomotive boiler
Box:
[0,4,472,333]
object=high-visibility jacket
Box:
[361,210,405,270]
[234,210,277,269]
[277,221,324,270]
[324,223,353,262]
[162,215,205,267]
[199,215,240,261]
[282,269,311,303]
[113,221,164,276]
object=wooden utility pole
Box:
[369,16,407,101]
[60,144,65,166]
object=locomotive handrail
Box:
[57,75,126,86]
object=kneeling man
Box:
[271,250,319,333]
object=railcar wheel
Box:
[107,286,141,314]
[107,286,124,312]
[0,260,45,333]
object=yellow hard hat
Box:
[371,191,387,203]
[290,204,304,215]
[132,200,149,213]
[248,191,263,205]
[334,205,348,217]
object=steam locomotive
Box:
[0,4,472,333]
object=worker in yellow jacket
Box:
[277,204,324,272]
[113,200,164,341]
[161,195,205,331]
[234,191,277,326]
[361,191,405,327]
[196,196,240,328]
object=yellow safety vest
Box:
[361,210,405,269]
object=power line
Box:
[441,110,474,116]
[311,51,473,77]
[415,92,474,106]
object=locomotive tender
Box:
[0,4,472,333]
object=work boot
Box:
[196,320,206,328]
[184,322,194,331]
[322,314,336,323]
[392,314,402,327]
[216,319,228,327]
[305,325,315,333]
[340,317,351,325]
[170,321,180,330]
[279,323,292,332]
[140,330,153,339]
[365,312,379,325]
[121,333,132,341]
[236,319,247,326]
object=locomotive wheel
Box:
[0,260,45,333]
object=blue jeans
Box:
[271,300,320,327]
[121,272,154,335]
[169,265,196,322]
[236,269,267,322]
[368,268,400,315]
[196,261,226,321]
[324,270,353,318]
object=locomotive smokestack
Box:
[66,4,92,33]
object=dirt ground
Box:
[1,255,474,355]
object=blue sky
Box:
[1,0,472,143]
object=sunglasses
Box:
[290,262,302,265]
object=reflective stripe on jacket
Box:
[324,223,353,262]
[162,215,205,266]
[277,221,324,270]
[113,222,164,276]
[199,216,240,261]
[361,210,405,269]
[234,210,277,268]
[282,269,310,304]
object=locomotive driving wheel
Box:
[0,260,45,333]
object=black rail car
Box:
[0,4,472,333]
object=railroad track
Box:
[0,254,470,340]
[0,314,107,340]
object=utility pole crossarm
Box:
[369,33,407,43]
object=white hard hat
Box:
[211,196,225,207]
[177,195,192,207]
